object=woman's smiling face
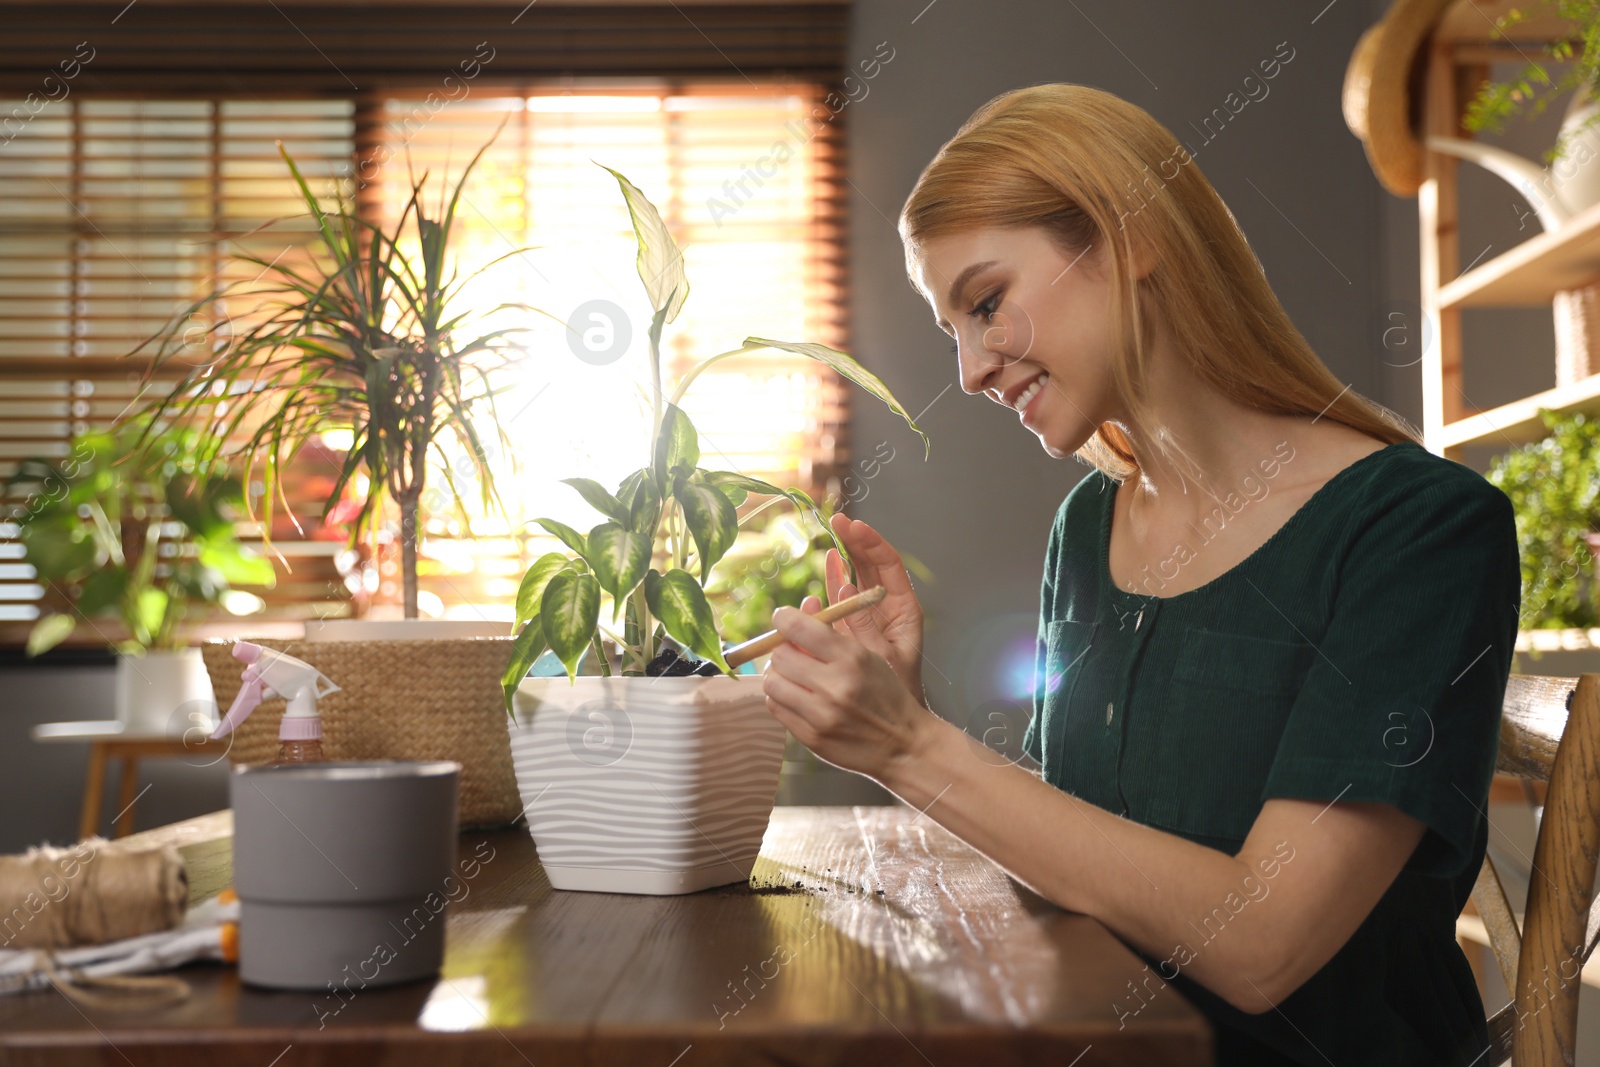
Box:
[911,225,1124,459]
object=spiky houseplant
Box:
[501,165,928,707]
[135,132,541,618]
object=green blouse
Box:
[1021,440,1520,1067]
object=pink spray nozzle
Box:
[212,641,268,740]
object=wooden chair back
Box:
[1472,673,1600,1066]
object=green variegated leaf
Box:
[644,568,729,673]
[598,164,689,323]
[531,517,589,558]
[626,472,662,535]
[501,615,549,714]
[674,478,739,583]
[745,337,930,458]
[586,522,652,618]
[653,403,699,484]
[785,487,856,585]
[562,478,630,524]
[541,570,601,682]
[515,552,576,625]
[698,470,785,508]
[617,467,652,508]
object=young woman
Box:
[759,83,1520,1066]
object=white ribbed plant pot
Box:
[509,675,786,895]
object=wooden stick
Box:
[723,586,888,669]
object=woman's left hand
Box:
[760,599,938,784]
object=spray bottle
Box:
[211,642,340,764]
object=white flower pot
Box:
[115,648,214,735]
[509,675,786,894]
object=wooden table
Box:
[30,721,230,840]
[0,806,1214,1066]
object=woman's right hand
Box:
[798,512,928,709]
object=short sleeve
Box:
[1023,611,1046,765]
[1260,471,1520,880]
[1024,499,1070,767]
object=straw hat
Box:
[1343,0,1457,197]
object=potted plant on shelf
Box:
[141,131,544,827]
[6,416,275,733]
[502,164,928,895]
[1487,407,1600,641]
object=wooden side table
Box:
[30,721,230,840]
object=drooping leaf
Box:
[644,568,729,673]
[745,337,930,458]
[25,614,76,657]
[597,163,689,323]
[674,478,739,583]
[541,571,601,682]
[785,487,856,586]
[653,403,699,484]
[531,517,589,558]
[698,470,785,508]
[515,552,577,625]
[501,615,549,715]
[586,523,652,618]
[563,478,630,524]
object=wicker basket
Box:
[1555,285,1600,387]
[201,637,522,828]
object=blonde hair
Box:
[897,83,1420,483]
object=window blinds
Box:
[0,80,851,638]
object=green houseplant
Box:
[1461,2,1600,164]
[6,416,275,730]
[503,164,927,894]
[501,164,928,697]
[1487,407,1600,631]
[140,129,548,828]
[135,132,539,619]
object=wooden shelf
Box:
[1517,628,1600,653]
[1439,373,1600,449]
[1438,197,1600,310]
[1437,0,1580,43]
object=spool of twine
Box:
[0,838,192,1009]
[0,838,186,949]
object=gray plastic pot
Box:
[230,760,460,991]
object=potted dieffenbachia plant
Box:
[503,165,927,895]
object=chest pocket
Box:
[1038,618,1100,790]
[1140,627,1316,842]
